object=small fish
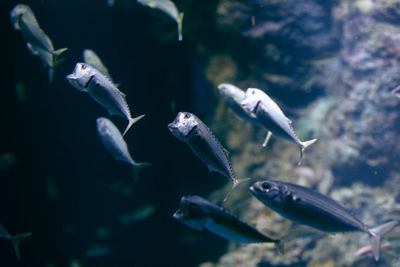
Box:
[14,82,27,102]
[217,83,272,146]
[240,88,317,163]
[67,63,143,136]
[137,0,184,41]
[120,204,156,224]
[173,195,283,252]
[250,180,399,261]
[10,4,67,82]
[0,224,32,260]
[168,112,248,200]
[96,117,151,169]
[84,244,111,258]
[83,49,111,78]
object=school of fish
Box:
[7,1,399,265]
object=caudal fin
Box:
[298,138,317,165]
[368,221,398,261]
[122,114,146,136]
[49,47,68,83]
[10,232,32,260]
[177,13,184,41]
[223,178,252,202]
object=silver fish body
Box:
[67,63,143,136]
[83,49,111,78]
[240,88,316,160]
[173,195,282,249]
[250,180,399,261]
[137,0,184,41]
[167,112,236,183]
[10,4,67,82]
[96,117,149,168]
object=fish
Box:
[83,49,111,78]
[120,204,156,224]
[96,117,151,169]
[67,63,144,136]
[249,179,399,261]
[84,244,111,258]
[217,83,272,147]
[0,224,32,260]
[137,0,184,41]
[173,195,283,252]
[240,88,317,163]
[167,112,248,201]
[10,4,67,82]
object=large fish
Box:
[137,0,184,41]
[250,180,398,261]
[167,112,248,200]
[173,195,283,252]
[0,224,31,260]
[83,49,111,79]
[240,88,317,163]
[217,83,272,147]
[96,117,150,169]
[67,63,144,136]
[10,4,67,82]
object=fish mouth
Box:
[66,74,76,81]
[172,211,182,220]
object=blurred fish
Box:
[14,82,27,102]
[240,88,317,163]
[69,259,82,267]
[217,83,272,146]
[0,153,17,170]
[46,176,58,201]
[10,4,67,82]
[167,112,249,201]
[355,242,391,257]
[97,227,111,239]
[173,196,283,253]
[107,0,116,7]
[96,117,151,169]
[137,0,184,41]
[67,63,143,136]
[83,49,111,78]
[250,180,399,261]
[84,244,111,258]
[0,224,32,260]
[391,85,400,99]
[120,204,156,224]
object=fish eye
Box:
[81,64,86,70]
[251,90,256,95]
[184,113,191,119]
[262,183,270,192]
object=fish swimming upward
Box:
[250,180,399,261]
[217,83,272,147]
[10,4,67,82]
[137,0,184,41]
[67,63,144,136]
[167,112,249,200]
[96,117,150,169]
[173,195,283,253]
[83,49,111,79]
[0,224,32,260]
[240,88,317,163]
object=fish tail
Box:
[52,47,68,57]
[298,138,317,165]
[368,221,398,261]
[131,162,152,182]
[10,232,32,260]
[223,177,252,202]
[122,114,146,136]
[275,240,284,254]
[177,12,184,41]
[48,48,68,83]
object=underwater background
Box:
[2,0,400,266]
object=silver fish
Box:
[168,112,248,200]
[96,117,150,169]
[250,180,399,261]
[67,63,143,136]
[10,4,67,82]
[0,224,31,260]
[137,0,184,41]
[240,88,317,162]
[83,49,111,79]
[217,83,272,147]
[173,196,283,252]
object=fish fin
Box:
[122,114,146,136]
[223,177,252,202]
[52,47,68,57]
[177,12,184,41]
[262,131,272,147]
[48,48,68,83]
[298,138,317,165]
[223,148,230,156]
[10,232,32,260]
[275,240,284,254]
[368,221,398,261]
